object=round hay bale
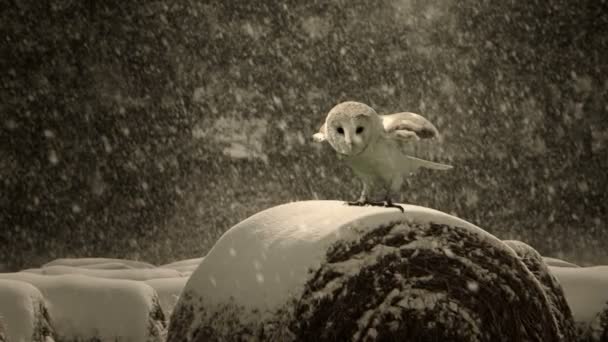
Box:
[0,273,165,341]
[503,240,577,341]
[575,302,608,342]
[43,257,156,269]
[166,201,564,341]
[551,266,608,341]
[291,223,562,342]
[0,279,55,342]
[593,306,608,342]
[543,257,579,268]
[581,303,608,342]
[0,318,7,342]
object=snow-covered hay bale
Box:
[0,318,6,342]
[0,279,54,342]
[550,266,608,341]
[167,200,564,341]
[75,262,137,270]
[0,273,165,341]
[503,240,576,341]
[43,257,156,269]
[145,277,188,318]
[580,306,608,342]
[161,257,204,269]
[543,257,580,268]
[26,265,182,280]
[161,257,204,273]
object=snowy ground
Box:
[0,201,606,341]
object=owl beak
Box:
[345,134,352,146]
[345,136,353,152]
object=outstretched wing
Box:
[382,112,452,170]
[312,122,327,142]
[381,112,440,142]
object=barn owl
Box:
[313,101,452,212]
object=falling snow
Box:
[1,0,607,340]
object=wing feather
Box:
[381,112,440,141]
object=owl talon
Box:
[384,200,405,213]
[346,200,365,206]
[346,200,385,207]
[365,201,386,207]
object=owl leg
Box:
[346,182,384,206]
[346,182,368,206]
[383,197,404,213]
[383,179,405,213]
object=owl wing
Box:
[312,122,327,142]
[381,112,440,142]
[382,112,452,170]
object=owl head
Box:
[314,101,382,156]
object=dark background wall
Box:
[1,0,607,271]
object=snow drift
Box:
[167,200,572,341]
[0,273,165,341]
[0,279,54,342]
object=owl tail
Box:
[406,156,453,171]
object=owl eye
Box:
[336,127,344,134]
[356,126,364,134]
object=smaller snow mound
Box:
[504,240,576,341]
[26,265,182,280]
[0,279,54,342]
[43,257,155,269]
[145,277,188,318]
[0,273,165,341]
[550,266,608,340]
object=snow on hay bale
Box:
[161,258,204,273]
[0,319,6,342]
[25,265,182,280]
[503,240,576,341]
[161,257,204,269]
[543,257,580,268]
[43,257,156,269]
[167,200,565,341]
[550,266,608,340]
[74,262,138,270]
[0,279,54,342]
[0,273,165,341]
[145,277,188,318]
